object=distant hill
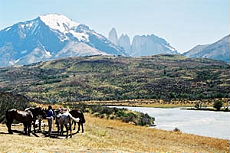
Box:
[0,55,229,103]
[183,35,230,63]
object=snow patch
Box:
[5,27,11,31]
[45,50,52,57]
[9,59,20,65]
[21,50,28,54]
[166,45,176,51]
[39,14,80,33]
[69,30,89,42]
[20,24,25,29]
[25,22,33,28]
[39,14,90,42]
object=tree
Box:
[213,100,223,111]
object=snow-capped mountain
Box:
[183,35,230,63]
[108,28,178,56]
[0,14,126,66]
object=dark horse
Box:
[6,109,33,135]
[69,110,85,133]
[25,107,46,132]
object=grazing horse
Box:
[25,107,46,132]
[69,110,85,133]
[56,112,79,138]
[6,109,33,135]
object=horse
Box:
[56,111,80,138]
[69,110,85,133]
[6,109,33,136]
[24,107,46,132]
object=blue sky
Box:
[0,0,229,52]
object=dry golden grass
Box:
[0,114,229,153]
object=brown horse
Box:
[69,110,85,133]
[6,109,33,136]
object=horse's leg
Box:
[6,111,13,134]
[77,122,80,133]
[64,124,68,138]
[28,122,32,136]
[57,121,60,134]
[56,119,59,133]
[23,122,27,135]
[6,120,13,134]
[61,124,64,136]
[33,120,36,133]
[72,120,76,130]
[38,119,41,132]
[69,122,72,138]
[81,123,84,133]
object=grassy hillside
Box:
[0,54,229,103]
[0,114,229,153]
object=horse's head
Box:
[40,108,48,119]
[32,107,47,119]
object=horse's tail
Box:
[81,113,86,123]
[5,109,17,120]
[6,109,10,118]
[5,109,11,123]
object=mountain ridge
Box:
[183,35,230,63]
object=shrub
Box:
[173,127,181,132]
[213,100,223,111]
[121,112,137,123]
[139,113,155,126]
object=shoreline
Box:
[63,98,230,109]
[185,107,230,112]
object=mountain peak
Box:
[39,14,80,33]
[108,28,118,45]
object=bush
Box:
[173,127,181,132]
[139,113,155,126]
[0,92,29,122]
[121,112,137,123]
[213,100,223,111]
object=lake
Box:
[113,106,230,140]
